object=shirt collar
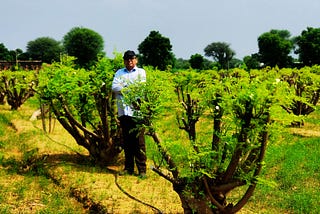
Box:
[125,66,137,73]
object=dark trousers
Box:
[119,116,146,174]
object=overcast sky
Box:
[1,0,320,59]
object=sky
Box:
[1,0,320,60]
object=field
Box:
[0,97,319,214]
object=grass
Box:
[248,136,320,214]
[0,98,319,213]
[246,106,320,214]
[0,99,182,213]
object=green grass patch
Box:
[250,134,320,213]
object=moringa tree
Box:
[0,69,37,110]
[37,55,123,164]
[279,66,320,126]
[123,68,286,213]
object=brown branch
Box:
[203,176,225,211]
[181,117,188,131]
[151,132,179,178]
[311,89,320,105]
[212,180,245,193]
[227,183,257,214]
[230,113,270,213]
[181,102,188,111]
[222,101,253,182]
[95,91,110,142]
[152,166,177,184]
[61,103,100,139]
[280,104,293,114]
[51,103,90,150]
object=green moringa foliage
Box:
[37,55,121,163]
[121,66,296,213]
[34,59,319,213]
[0,69,37,110]
[279,66,320,126]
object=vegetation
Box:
[204,42,236,69]
[243,53,261,70]
[189,53,204,70]
[0,44,28,63]
[138,30,175,70]
[279,66,320,126]
[0,99,183,213]
[1,57,320,212]
[295,27,320,66]
[63,27,105,69]
[26,37,63,63]
[124,68,289,213]
[2,26,320,70]
[0,69,37,110]
[0,43,13,61]
[0,89,319,213]
[36,56,123,164]
[257,29,294,68]
[1,23,320,212]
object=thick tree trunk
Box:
[173,181,215,214]
[0,91,5,105]
[51,101,121,165]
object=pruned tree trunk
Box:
[151,109,270,213]
[49,92,121,165]
[281,69,320,127]
[3,76,35,110]
[149,87,272,213]
[0,91,5,105]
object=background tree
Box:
[204,42,235,70]
[26,37,63,63]
[229,58,242,68]
[138,30,175,70]
[295,27,320,66]
[63,27,104,69]
[243,53,261,70]
[258,29,293,68]
[189,53,204,70]
[174,58,190,69]
[10,48,29,62]
[0,43,12,61]
[11,49,25,69]
[203,58,216,70]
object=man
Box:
[111,50,147,178]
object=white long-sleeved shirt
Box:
[111,66,146,117]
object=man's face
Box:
[124,57,137,70]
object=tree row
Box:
[1,26,320,70]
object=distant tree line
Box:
[1,26,320,70]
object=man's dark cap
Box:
[123,50,136,60]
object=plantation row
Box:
[0,55,319,213]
